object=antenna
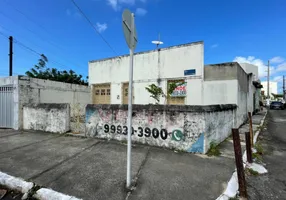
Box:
[152,33,163,49]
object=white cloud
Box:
[276,63,286,72]
[233,56,269,78]
[211,44,218,48]
[66,9,81,19]
[96,22,108,33]
[107,0,118,11]
[135,8,147,16]
[270,56,284,64]
[233,56,286,79]
[106,0,138,11]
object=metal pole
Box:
[267,60,270,99]
[283,75,285,101]
[9,36,13,76]
[248,112,253,147]
[245,132,253,163]
[126,13,134,189]
[232,128,247,198]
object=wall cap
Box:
[86,104,237,112]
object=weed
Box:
[174,148,186,153]
[246,168,259,176]
[254,142,264,154]
[121,140,128,145]
[252,152,263,163]
[207,141,221,157]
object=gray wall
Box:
[204,62,250,127]
[18,77,90,133]
[204,62,238,81]
[86,104,237,154]
[23,103,70,133]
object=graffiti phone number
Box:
[103,124,168,140]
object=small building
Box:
[88,41,261,127]
[89,41,204,106]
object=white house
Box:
[88,41,262,127]
[89,41,204,105]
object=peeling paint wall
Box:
[18,77,90,132]
[86,104,236,154]
[23,104,70,133]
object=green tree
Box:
[145,81,185,104]
[25,54,88,85]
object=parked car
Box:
[270,101,285,110]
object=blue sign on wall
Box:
[184,69,196,76]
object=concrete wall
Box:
[204,63,238,81]
[203,80,238,105]
[85,104,237,154]
[203,63,249,127]
[89,42,204,105]
[0,76,19,130]
[23,104,70,133]
[18,77,90,132]
[239,63,259,81]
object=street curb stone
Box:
[0,171,82,200]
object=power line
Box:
[0,11,85,69]
[71,0,117,55]
[2,0,56,38]
[0,31,70,70]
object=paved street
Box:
[247,109,286,200]
[0,130,235,200]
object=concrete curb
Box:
[216,111,268,200]
[0,171,82,200]
[0,171,33,194]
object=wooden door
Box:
[92,84,111,104]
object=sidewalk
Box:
[0,111,267,200]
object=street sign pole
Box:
[126,12,134,189]
[122,9,137,189]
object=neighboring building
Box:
[0,76,90,131]
[261,81,278,99]
[239,63,259,81]
[204,62,262,126]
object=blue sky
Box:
[0,0,286,92]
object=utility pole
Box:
[9,36,13,76]
[283,75,285,101]
[267,60,270,105]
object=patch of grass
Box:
[207,141,221,157]
[229,197,239,200]
[254,142,264,154]
[246,168,259,176]
[121,140,127,145]
[252,152,263,163]
[174,148,186,153]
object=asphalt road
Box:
[247,109,286,200]
[0,130,234,200]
